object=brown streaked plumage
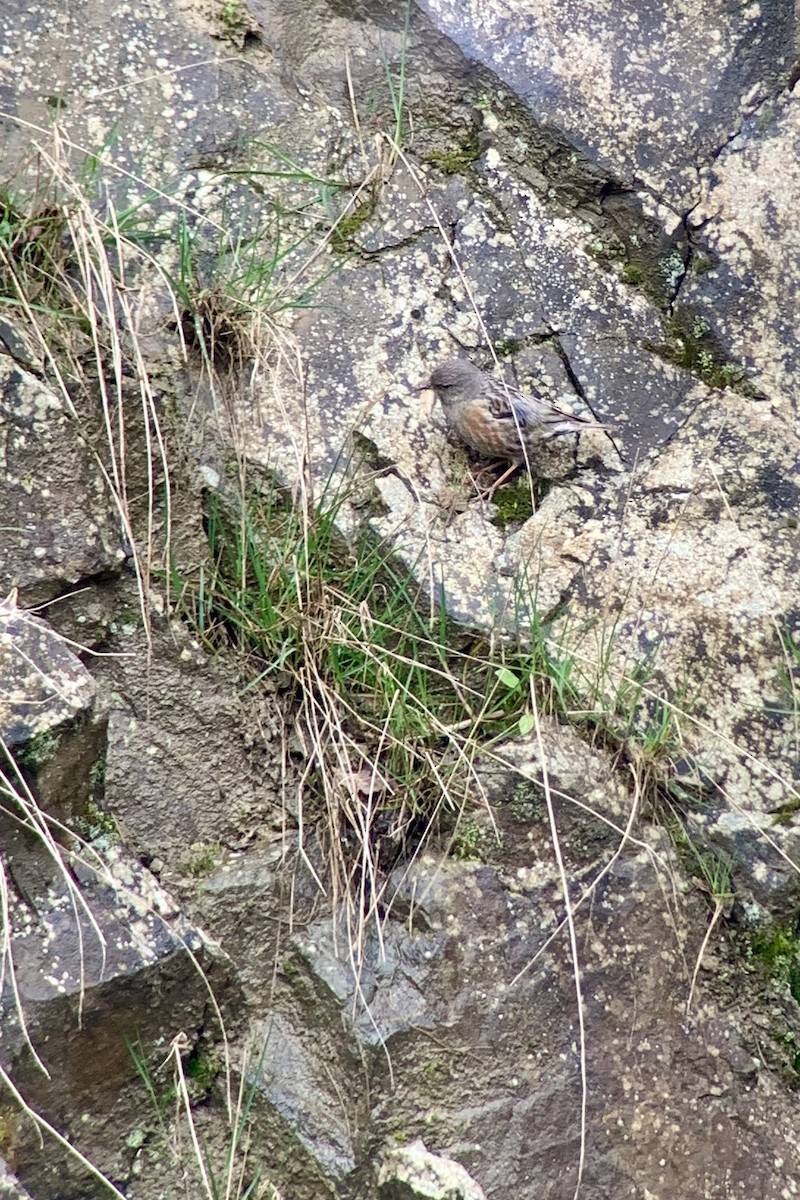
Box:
[421,357,611,493]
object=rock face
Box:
[0,818,225,1198]
[1,0,800,1198]
[360,847,797,1200]
[684,87,800,415]
[377,1138,487,1199]
[0,1159,35,1200]
[415,0,797,214]
[0,360,126,607]
[0,592,97,746]
[555,389,800,914]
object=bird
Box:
[420,357,612,495]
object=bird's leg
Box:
[483,460,524,500]
[464,462,494,493]
[467,460,526,501]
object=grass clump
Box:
[585,638,688,770]
[748,926,800,1004]
[0,193,70,314]
[174,480,582,923]
[774,623,800,719]
[171,194,329,373]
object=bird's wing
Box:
[486,382,535,427]
[490,380,605,436]
[487,381,570,427]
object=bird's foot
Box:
[470,460,525,501]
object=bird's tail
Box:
[542,412,612,438]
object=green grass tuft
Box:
[173,480,584,893]
[749,925,800,1000]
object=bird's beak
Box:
[416,379,433,392]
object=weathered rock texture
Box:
[685,86,800,416]
[0,361,125,607]
[0,824,224,1197]
[415,0,798,214]
[0,594,97,746]
[1,0,799,1198]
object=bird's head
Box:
[418,359,484,408]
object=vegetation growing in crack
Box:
[168,162,364,366]
[172,481,582,900]
[0,193,72,316]
[450,813,492,860]
[690,252,716,276]
[128,1031,269,1193]
[2,28,800,1195]
[426,128,482,175]
[15,729,61,769]
[219,0,249,38]
[742,925,800,1079]
[774,623,800,722]
[748,925,800,1001]
[585,236,626,267]
[492,336,524,357]
[660,805,735,909]
[584,234,686,307]
[327,192,379,254]
[182,842,223,878]
[749,925,800,1016]
[490,473,538,527]
[645,308,758,394]
[620,263,644,285]
[80,799,118,844]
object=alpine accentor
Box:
[421,357,611,493]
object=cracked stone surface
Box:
[0,828,224,1198]
[683,83,800,418]
[1,0,800,1198]
[0,358,126,606]
[416,0,798,214]
[549,388,800,912]
[0,593,98,746]
[290,837,800,1200]
[235,147,696,627]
